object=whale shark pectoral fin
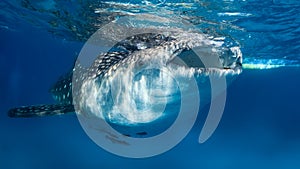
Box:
[8,104,75,118]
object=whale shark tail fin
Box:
[8,104,74,118]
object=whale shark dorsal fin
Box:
[8,104,74,118]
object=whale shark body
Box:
[8,32,242,132]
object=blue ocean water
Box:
[1,0,300,168]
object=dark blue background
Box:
[1,19,300,169]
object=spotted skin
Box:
[8,104,74,118]
[49,72,73,104]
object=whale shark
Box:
[7,32,242,141]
